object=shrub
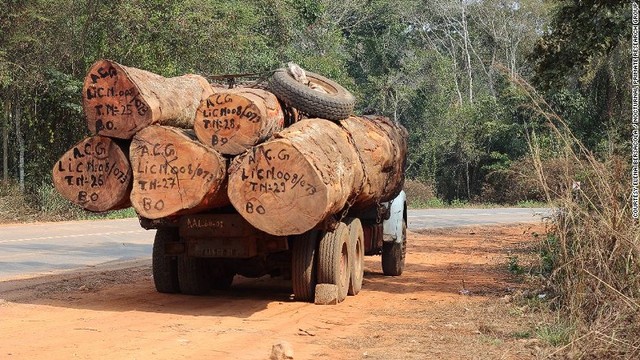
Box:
[0,181,37,222]
[510,71,640,358]
[403,179,446,208]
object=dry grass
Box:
[506,69,640,358]
[403,179,445,208]
[0,180,38,222]
[0,181,136,223]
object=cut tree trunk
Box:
[130,125,228,219]
[227,118,365,236]
[52,135,132,212]
[339,115,407,209]
[193,88,284,156]
[227,116,407,235]
[83,59,214,139]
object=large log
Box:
[339,115,407,209]
[227,119,365,236]
[52,135,132,212]
[83,59,214,139]
[193,88,284,155]
[130,125,228,219]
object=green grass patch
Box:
[512,330,533,339]
[535,322,572,347]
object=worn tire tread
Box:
[291,231,319,302]
[178,255,210,295]
[269,69,355,121]
[317,222,350,302]
[346,218,364,296]
[152,228,180,294]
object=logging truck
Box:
[54,60,408,303]
[140,190,406,303]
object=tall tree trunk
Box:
[466,161,471,199]
[449,37,464,106]
[14,97,24,190]
[461,4,473,103]
[2,99,9,182]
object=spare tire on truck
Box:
[268,68,355,121]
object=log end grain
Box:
[52,135,132,212]
[129,126,227,219]
[227,139,329,236]
[194,89,284,156]
[83,59,153,139]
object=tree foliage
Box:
[0,0,627,203]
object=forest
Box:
[1,0,637,357]
[0,0,628,203]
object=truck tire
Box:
[291,230,319,302]
[346,218,364,296]
[268,69,355,121]
[317,222,351,303]
[178,255,211,295]
[152,228,180,293]
[382,217,407,276]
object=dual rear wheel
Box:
[152,228,234,296]
[291,218,365,303]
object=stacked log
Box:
[52,135,132,212]
[227,117,407,236]
[129,125,228,219]
[54,60,407,231]
[339,115,407,209]
[83,59,214,139]
[193,88,284,155]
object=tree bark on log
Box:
[52,135,132,212]
[227,119,365,236]
[83,59,214,139]
[339,115,407,209]
[129,125,228,219]
[193,88,284,156]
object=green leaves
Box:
[531,1,631,90]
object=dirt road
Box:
[0,224,552,359]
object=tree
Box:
[531,0,631,151]
[531,0,630,91]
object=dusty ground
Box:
[0,224,555,359]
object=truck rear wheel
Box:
[381,217,407,276]
[178,255,211,295]
[317,222,351,303]
[346,218,364,296]
[152,228,180,293]
[291,230,319,302]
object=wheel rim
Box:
[309,76,339,95]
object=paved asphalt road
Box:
[0,208,551,280]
